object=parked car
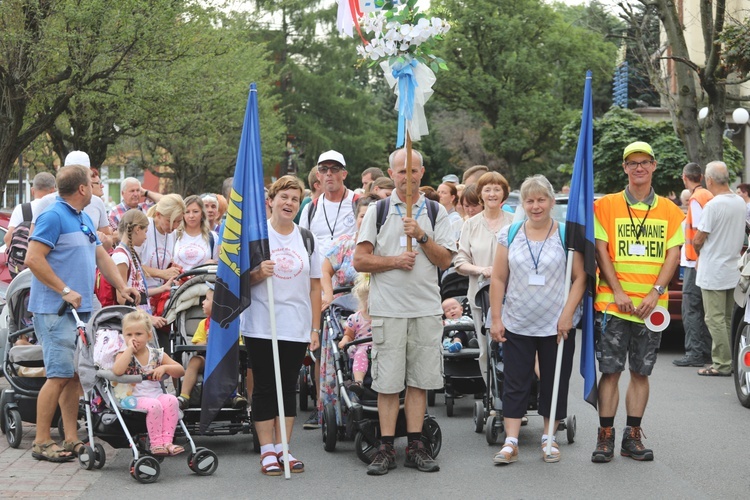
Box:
[0,211,10,286]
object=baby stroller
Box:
[0,269,63,447]
[471,278,577,444]
[436,267,486,417]
[77,305,218,483]
[320,289,442,464]
[163,265,252,439]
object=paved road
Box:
[4,334,750,499]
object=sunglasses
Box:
[80,223,97,244]
[318,165,345,174]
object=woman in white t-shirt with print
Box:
[114,210,175,329]
[173,195,219,271]
[240,176,322,476]
[137,194,186,290]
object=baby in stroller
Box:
[337,275,372,396]
[112,310,186,456]
[441,297,475,353]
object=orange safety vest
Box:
[593,191,685,322]
[684,187,713,262]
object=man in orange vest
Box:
[591,141,684,464]
[674,163,713,367]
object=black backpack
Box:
[375,197,439,234]
[6,203,33,278]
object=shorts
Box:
[595,313,661,376]
[34,311,90,379]
[370,315,443,394]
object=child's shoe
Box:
[177,396,189,410]
[442,338,452,350]
[448,341,462,353]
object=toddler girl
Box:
[112,310,186,456]
[337,274,372,394]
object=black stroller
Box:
[0,269,63,447]
[472,278,577,444]
[437,268,485,417]
[320,289,442,464]
[164,265,252,440]
[77,305,218,483]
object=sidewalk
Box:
[0,377,115,498]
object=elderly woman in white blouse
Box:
[488,175,585,465]
[454,171,514,380]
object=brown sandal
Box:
[62,440,86,457]
[278,450,304,473]
[260,451,282,476]
[32,441,75,462]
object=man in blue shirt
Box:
[25,165,139,462]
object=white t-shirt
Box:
[9,198,47,228]
[240,222,322,343]
[33,192,109,229]
[298,190,357,257]
[136,218,177,289]
[696,193,747,290]
[173,231,219,270]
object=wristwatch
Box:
[653,285,665,295]
[61,286,71,296]
[418,233,429,244]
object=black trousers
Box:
[245,337,308,422]
[501,329,576,420]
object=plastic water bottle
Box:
[121,396,137,409]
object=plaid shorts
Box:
[595,313,661,376]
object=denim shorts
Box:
[594,313,661,376]
[34,312,90,379]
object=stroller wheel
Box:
[0,390,10,433]
[189,448,219,476]
[93,443,106,469]
[298,368,309,412]
[445,396,454,417]
[131,456,160,484]
[473,401,485,433]
[78,445,95,470]
[420,417,442,458]
[427,390,435,407]
[4,408,22,448]
[354,431,378,465]
[566,415,576,443]
[485,415,504,445]
[322,404,337,452]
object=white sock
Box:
[541,434,557,444]
[501,437,518,453]
[261,444,278,467]
[274,444,296,462]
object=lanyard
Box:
[394,200,426,221]
[523,220,554,274]
[152,223,168,271]
[626,203,652,243]
[322,190,347,240]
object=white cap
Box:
[317,150,346,168]
[64,150,91,168]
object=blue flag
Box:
[200,83,270,432]
[565,71,598,409]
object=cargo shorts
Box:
[369,315,444,394]
[595,312,661,376]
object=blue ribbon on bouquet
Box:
[392,58,418,147]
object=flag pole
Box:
[267,279,291,478]
[545,249,573,458]
[405,129,413,251]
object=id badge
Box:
[400,235,417,247]
[629,243,646,256]
[528,274,546,286]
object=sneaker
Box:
[367,443,396,476]
[672,356,705,367]
[177,396,189,410]
[302,411,320,429]
[620,426,654,461]
[468,337,479,348]
[442,339,452,350]
[448,342,462,353]
[232,395,248,409]
[404,440,440,472]
[591,426,615,463]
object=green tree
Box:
[431,0,618,186]
[0,0,191,199]
[560,107,744,194]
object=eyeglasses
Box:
[80,223,97,244]
[624,160,654,170]
[318,165,344,174]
